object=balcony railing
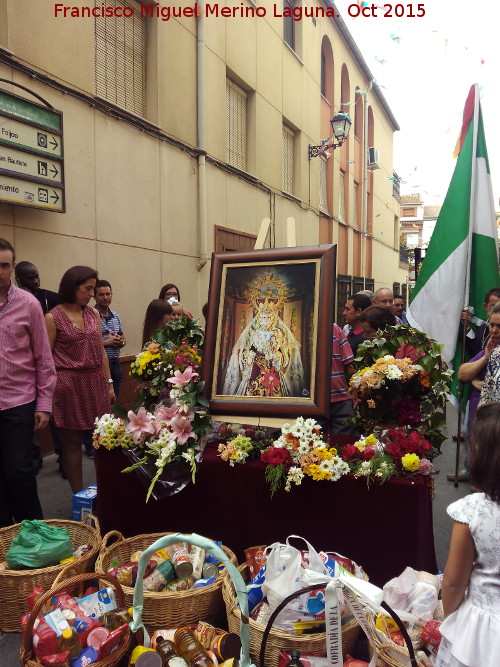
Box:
[393,170,401,199]
[399,247,409,265]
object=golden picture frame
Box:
[203,245,336,418]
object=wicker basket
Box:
[0,515,101,632]
[20,569,131,667]
[95,530,238,629]
[369,611,431,667]
[131,533,254,665]
[222,563,360,666]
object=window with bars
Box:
[319,158,328,213]
[337,275,352,324]
[283,0,295,50]
[282,125,294,194]
[226,79,247,171]
[352,277,364,294]
[94,0,146,117]
[338,170,346,223]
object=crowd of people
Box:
[0,237,198,527]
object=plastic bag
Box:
[5,520,73,569]
[383,567,439,623]
[262,536,330,632]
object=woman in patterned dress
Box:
[45,266,114,493]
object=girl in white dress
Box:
[436,402,500,667]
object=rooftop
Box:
[400,194,423,204]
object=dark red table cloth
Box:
[94,441,437,587]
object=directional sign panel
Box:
[0,88,65,212]
[0,174,64,212]
[0,116,62,157]
[0,144,62,184]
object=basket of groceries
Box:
[0,515,101,632]
[129,532,256,666]
[222,537,365,666]
[20,567,131,667]
[95,530,238,629]
[368,567,445,667]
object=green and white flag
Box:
[407,84,499,406]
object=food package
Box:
[76,587,117,621]
[40,652,71,666]
[96,624,128,661]
[32,617,59,659]
[73,544,92,559]
[28,585,44,612]
[107,561,157,587]
[421,620,442,655]
[164,576,194,592]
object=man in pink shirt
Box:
[0,238,56,527]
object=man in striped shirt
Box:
[328,323,355,434]
[0,238,56,527]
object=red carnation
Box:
[261,447,291,466]
[341,444,359,461]
[361,446,376,461]
[386,442,403,459]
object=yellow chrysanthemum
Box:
[306,464,331,481]
[364,434,377,447]
[354,440,365,452]
[401,453,420,472]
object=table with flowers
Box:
[94,319,448,587]
[94,437,437,587]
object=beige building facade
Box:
[0,0,407,351]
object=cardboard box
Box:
[72,485,97,521]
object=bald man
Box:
[373,288,402,325]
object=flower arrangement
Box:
[339,429,435,485]
[93,316,210,501]
[218,417,351,495]
[350,325,452,449]
[130,316,205,409]
[216,416,437,492]
[216,422,272,465]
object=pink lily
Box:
[167,366,198,387]
[126,407,156,443]
[155,404,179,426]
[170,414,198,445]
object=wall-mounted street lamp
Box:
[309,112,352,159]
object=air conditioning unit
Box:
[367,147,381,170]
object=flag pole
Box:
[453,322,468,487]
[452,85,479,488]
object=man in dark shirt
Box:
[342,293,372,355]
[15,261,59,314]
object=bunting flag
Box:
[407,84,499,407]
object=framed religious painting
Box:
[203,245,336,418]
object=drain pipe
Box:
[196,1,208,271]
[361,79,373,278]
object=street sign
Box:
[0,173,64,212]
[0,88,65,212]
[0,116,62,157]
[0,144,62,184]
